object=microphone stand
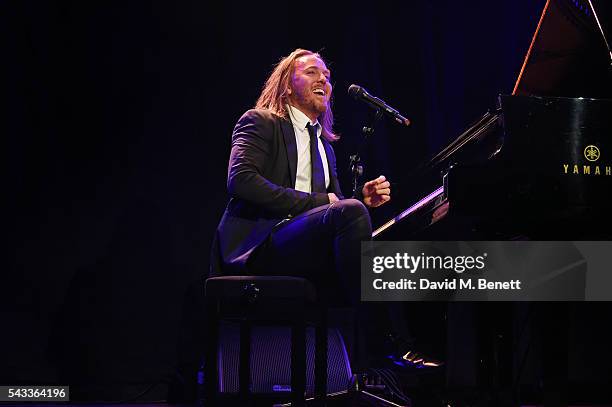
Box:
[350,109,383,198]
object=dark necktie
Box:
[306,123,326,193]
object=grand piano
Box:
[374,0,612,242]
[371,1,612,404]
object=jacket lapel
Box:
[280,118,297,187]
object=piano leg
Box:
[541,302,569,407]
[476,302,514,406]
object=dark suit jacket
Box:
[210,109,344,275]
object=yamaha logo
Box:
[584,145,600,162]
[562,144,611,176]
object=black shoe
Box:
[385,333,444,369]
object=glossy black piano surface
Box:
[374,0,612,241]
[375,95,612,240]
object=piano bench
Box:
[203,275,328,406]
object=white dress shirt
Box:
[287,105,330,193]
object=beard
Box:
[313,97,328,115]
[292,89,328,117]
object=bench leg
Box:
[291,311,306,406]
[314,305,328,401]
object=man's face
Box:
[288,54,332,121]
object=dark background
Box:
[5,0,612,402]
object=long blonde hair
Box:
[255,48,339,142]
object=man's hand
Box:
[362,175,391,208]
[328,192,340,203]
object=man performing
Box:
[211,48,390,301]
[211,48,443,370]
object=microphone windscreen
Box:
[348,84,362,99]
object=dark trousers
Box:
[248,198,372,305]
[248,199,400,368]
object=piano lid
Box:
[513,0,612,98]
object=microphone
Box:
[348,84,411,126]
